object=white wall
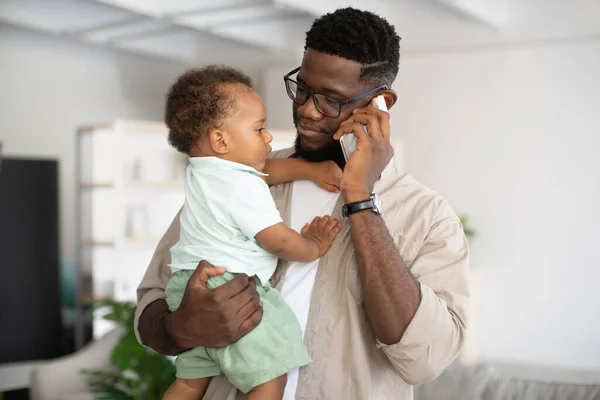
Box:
[261,65,297,131]
[0,24,260,264]
[396,38,600,370]
[261,39,600,370]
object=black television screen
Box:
[0,157,63,363]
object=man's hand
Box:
[333,98,393,203]
[165,260,263,349]
[309,160,342,193]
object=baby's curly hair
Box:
[305,7,400,86]
[165,65,254,154]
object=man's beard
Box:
[293,113,344,165]
[293,134,342,162]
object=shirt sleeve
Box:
[376,206,470,385]
[134,208,182,345]
[227,173,284,239]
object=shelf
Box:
[124,235,162,247]
[79,180,184,190]
[75,120,187,350]
[80,182,114,189]
[123,180,184,189]
[78,120,168,135]
[80,236,162,247]
[81,239,115,246]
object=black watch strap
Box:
[342,198,374,217]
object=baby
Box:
[162,66,342,400]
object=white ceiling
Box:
[0,0,599,67]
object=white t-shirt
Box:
[280,180,340,400]
[169,157,283,284]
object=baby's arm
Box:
[262,159,342,193]
[255,217,341,262]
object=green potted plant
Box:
[84,299,176,400]
[459,214,476,239]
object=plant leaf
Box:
[84,300,176,399]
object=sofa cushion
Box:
[415,362,496,400]
[483,376,600,400]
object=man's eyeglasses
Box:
[283,67,388,118]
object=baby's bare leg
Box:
[246,374,287,400]
[163,377,210,400]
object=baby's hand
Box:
[301,216,342,257]
[310,160,342,193]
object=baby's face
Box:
[223,89,273,171]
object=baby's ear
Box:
[209,129,230,154]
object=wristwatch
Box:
[342,193,382,218]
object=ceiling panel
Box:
[174,4,298,30]
[113,26,269,68]
[1,0,598,66]
[114,27,203,62]
[214,16,313,51]
[81,18,171,44]
[0,0,136,34]
[95,0,270,18]
[508,0,600,39]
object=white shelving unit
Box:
[74,120,187,346]
[73,122,298,347]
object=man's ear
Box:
[380,89,398,110]
[209,129,230,154]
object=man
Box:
[135,7,469,400]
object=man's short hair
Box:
[165,65,254,154]
[305,7,401,86]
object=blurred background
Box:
[1,0,599,399]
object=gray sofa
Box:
[29,328,123,400]
[415,361,600,400]
[29,329,600,400]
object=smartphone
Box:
[340,95,389,161]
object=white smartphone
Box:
[340,95,389,161]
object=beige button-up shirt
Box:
[135,147,470,400]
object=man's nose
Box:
[297,95,324,121]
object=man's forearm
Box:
[138,299,187,356]
[348,211,421,345]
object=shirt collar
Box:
[374,141,406,193]
[374,116,405,189]
[188,156,268,176]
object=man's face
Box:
[292,49,374,163]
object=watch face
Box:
[342,205,349,218]
[372,194,382,214]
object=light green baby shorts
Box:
[165,270,311,394]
